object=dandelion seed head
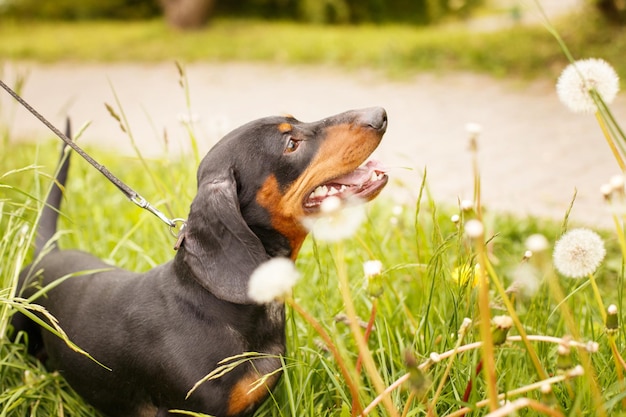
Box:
[556,58,620,114]
[606,304,619,333]
[525,233,549,253]
[512,263,542,297]
[363,260,383,277]
[320,195,342,213]
[553,228,606,278]
[491,315,513,330]
[461,317,473,329]
[465,122,483,136]
[540,383,552,394]
[301,197,366,242]
[460,199,474,212]
[429,352,441,363]
[586,341,599,353]
[600,183,613,198]
[570,365,585,376]
[248,258,300,304]
[557,343,570,356]
[492,315,513,330]
[451,214,460,224]
[610,174,625,191]
[464,219,484,239]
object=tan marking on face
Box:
[278,122,293,133]
[227,372,280,416]
[281,123,383,207]
[257,175,307,259]
[256,122,383,256]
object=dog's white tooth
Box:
[370,171,378,182]
[309,192,316,199]
[314,186,327,198]
[328,187,339,196]
[341,185,347,191]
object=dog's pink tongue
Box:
[333,160,386,185]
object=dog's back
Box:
[12,121,73,359]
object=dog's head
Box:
[178,107,388,303]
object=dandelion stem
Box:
[595,111,626,171]
[475,241,499,411]
[611,213,626,262]
[334,243,399,417]
[546,273,607,417]
[400,393,416,417]
[286,298,362,415]
[361,335,590,417]
[355,301,377,376]
[352,300,378,416]
[534,0,576,64]
[449,368,581,417]
[588,273,606,323]
[469,137,498,411]
[597,97,626,145]
[483,260,549,380]
[608,336,626,408]
[483,398,565,417]
[609,336,626,372]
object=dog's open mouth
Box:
[303,160,388,212]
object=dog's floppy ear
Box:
[182,168,268,304]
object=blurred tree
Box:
[159,0,216,29]
[214,0,483,24]
[298,0,350,24]
[0,0,160,20]
[1,0,483,25]
[596,0,626,24]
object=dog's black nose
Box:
[359,107,388,132]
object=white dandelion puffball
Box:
[465,122,483,136]
[301,197,366,242]
[553,228,606,278]
[525,233,550,253]
[556,58,620,114]
[363,260,383,277]
[464,219,484,239]
[248,258,300,304]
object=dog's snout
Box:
[359,107,387,132]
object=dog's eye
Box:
[284,138,300,154]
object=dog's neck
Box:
[250,226,302,259]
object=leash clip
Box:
[171,220,187,251]
[130,195,187,250]
[129,195,176,228]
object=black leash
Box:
[0,78,186,237]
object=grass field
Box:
[2,4,626,416]
[1,127,625,415]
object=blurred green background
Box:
[0,0,624,79]
[1,0,484,27]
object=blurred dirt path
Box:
[3,60,623,229]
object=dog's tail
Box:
[34,118,72,256]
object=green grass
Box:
[0,10,625,79]
[2,11,626,414]
[1,134,625,415]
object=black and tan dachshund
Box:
[12,107,388,416]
